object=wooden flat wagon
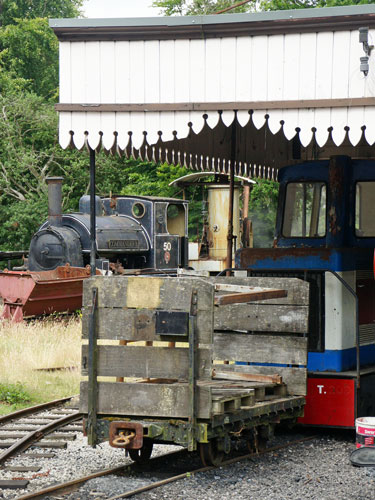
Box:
[80,275,309,465]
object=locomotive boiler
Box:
[28,177,189,272]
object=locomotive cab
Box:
[236,156,375,427]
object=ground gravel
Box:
[1,428,375,499]
[135,430,375,500]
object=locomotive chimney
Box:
[46,177,64,227]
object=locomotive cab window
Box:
[355,182,375,237]
[132,202,146,218]
[283,182,326,238]
[167,204,186,236]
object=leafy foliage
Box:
[260,0,375,10]
[0,18,59,98]
[154,0,375,14]
[248,179,279,247]
[0,0,83,26]
[152,0,253,15]
[119,161,204,239]
[0,382,30,405]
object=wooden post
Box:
[87,287,98,447]
[187,289,198,452]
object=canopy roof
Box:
[50,5,375,180]
[169,172,256,186]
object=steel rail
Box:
[16,449,185,500]
[0,396,76,425]
[108,435,318,500]
[0,411,82,466]
[16,435,317,500]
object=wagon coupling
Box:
[112,431,135,447]
[109,422,143,450]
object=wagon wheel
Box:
[128,440,153,464]
[247,433,267,454]
[199,440,224,467]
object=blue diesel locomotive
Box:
[236,156,375,427]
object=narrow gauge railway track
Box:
[15,434,318,500]
[0,396,82,492]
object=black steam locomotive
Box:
[28,178,189,272]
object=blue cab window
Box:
[355,182,375,237]
[283,182,326,238]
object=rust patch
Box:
[238,247,332,267]
[109,421,143,449]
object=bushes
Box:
[0,382,31,405]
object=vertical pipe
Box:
[242,184,250,220]
[226,121,236,273]
[46,177,64,227]
[89,148,96,276]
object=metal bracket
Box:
[359,27,373,76]
[155,310,189,336]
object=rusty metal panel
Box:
[0,265,98,322]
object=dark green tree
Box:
[153,0,375,15]
[260,0,375,10]
[248,179,279,247]
[0,0,83,26]
[152,0,253,15]
[0,18,59,98]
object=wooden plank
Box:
[212,369,282,384]
[82,305,213,343]
[55,96,375,113]
[0,480,29,489]
[213,363,307,396]
[214,303,309,333]
[213,332,308,366]
[211,389,255,414]
[80,381,211,419]
[210,277,309,305]
[4,466,41,472]
[0,441,67,449]
[83,276,214,311]
[81,345,212,380]
[214,289,287,306]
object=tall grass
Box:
[0,317,81,413]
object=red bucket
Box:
[356,417,375,448]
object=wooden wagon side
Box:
[80,275,309,462]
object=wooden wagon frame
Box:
[80,274,309,464]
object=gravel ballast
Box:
[1,429,375,499]
[135,431,375,500]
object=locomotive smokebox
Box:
[46,176,63,227]
[28,176,83,271]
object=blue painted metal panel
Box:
[308,345,375,372]
[235,248,373,272]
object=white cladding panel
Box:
[325,271,356,351]
[59,30,375,151]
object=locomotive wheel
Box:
[199,440,224,467]
[128,440,153,464]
